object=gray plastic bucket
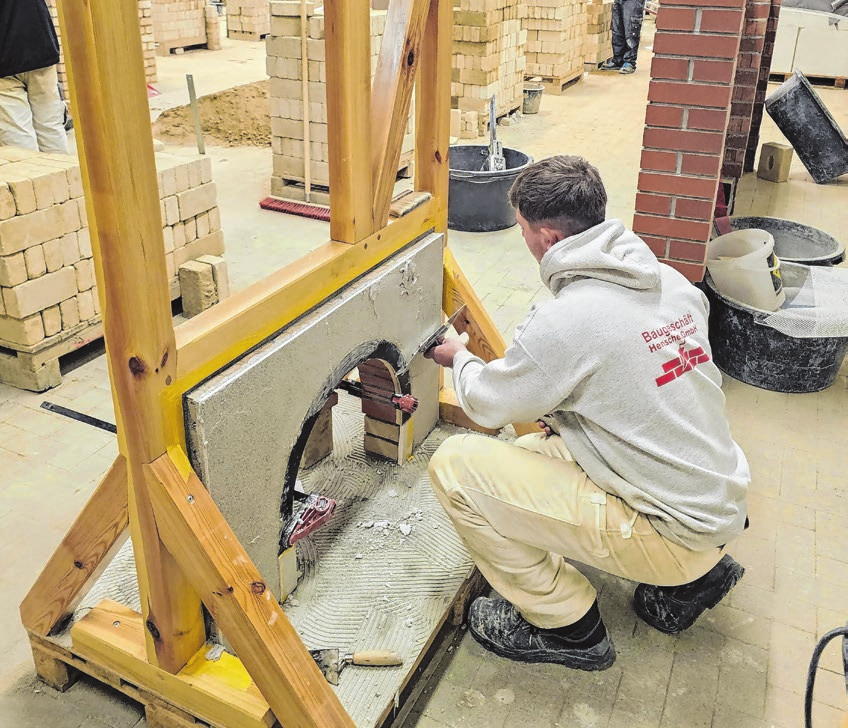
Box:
[727,216,844,266]
[448,145,533,232]
[523,84,544,114]
[703,267,848,393]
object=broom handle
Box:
[301,0,311,202]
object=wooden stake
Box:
[324,0,374,243]
[415,0,453,233]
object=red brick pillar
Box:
[743,0,782,173]
[722,0,774,178]
[633,0,746,282]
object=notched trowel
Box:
[309,648,403,685]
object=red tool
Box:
[336,379,418,414]
[283,493,336,546]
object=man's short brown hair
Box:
[509,155,607,237]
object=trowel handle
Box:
[349,650,403,666]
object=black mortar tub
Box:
[703,269,848,393]
[448,145,533,232]
[727,216,845,266]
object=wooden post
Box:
[324,0,374,243]
[415,0,453,233]
[370,0,430,228]
[56,0,205,672]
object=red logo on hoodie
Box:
[656,342,710,387]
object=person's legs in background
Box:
[21,66,68,153]
[618,0,646,74]
[0,74,40,151]
[600,0,626,70]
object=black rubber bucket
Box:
[703,272,848,393]
[764,72,848,184]
[727,216,845,266]
[448,145,533,232]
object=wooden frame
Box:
[20,0,522,725]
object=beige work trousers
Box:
[0,66,68,154]
[428,432,724,629]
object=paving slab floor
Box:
[2,16,848,728]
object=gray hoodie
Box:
[451,219,750,550]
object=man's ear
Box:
[539,226,562,252]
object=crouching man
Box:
[426,155,749,670]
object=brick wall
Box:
[632,0,745,282]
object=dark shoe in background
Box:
[468,597,616,671]
[619,63,636,74]
[633,554,745,634]
[599,59,622,70]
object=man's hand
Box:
[424,334,468,369]
[537,419,554,437]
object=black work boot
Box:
[467,597,616,671]
[633,554,745,635]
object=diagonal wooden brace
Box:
[20,455,130,637]
[145,447,356,728]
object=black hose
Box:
[804,625,848,728]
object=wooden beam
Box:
[56,0,205,671]
[145,448,355,728]
[167,202,437,448]
[415,0,453,232]
[324,0,374,243]
[371,0,430,228]
[439,389,500,435]
[71,601,277,728]
[442,247,537,436]
[20,456,129,636]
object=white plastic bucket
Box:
[707,229,785,311]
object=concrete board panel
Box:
[185,233,443,597]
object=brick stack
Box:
[151,0,207,56]
[583,0,613,68]
[632,0,745,282]
[357,359,413,464]
[47,0,157,100]
[0,148,225,391]
[452,0,528,139]
[267,2,414,203]
[523,0,587,91]
[227,0,271,40]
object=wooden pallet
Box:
[0,318,104,392]
[479,101,522,135]
[155,36,209,57]
[272,152,415,206]
[527,68,583,96]
[27,569,487,728]
[769,72,846,89]
[227,30,270,41]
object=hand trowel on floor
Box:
[485,94,506,171]
[309,648,403,685]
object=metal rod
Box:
[40,401,118,434]
[186,73,205,155]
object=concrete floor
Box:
[2,18,848,728]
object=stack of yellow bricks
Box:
[583,0,613,68]
[227,0,271,40]
[452,0,528,139]
[151,0,207,55]
[47,0,157,99]
[523,0,588,91]
[266,1,413,203]
[0,148,225,391]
